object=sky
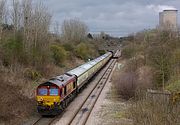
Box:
[7,0,180,37]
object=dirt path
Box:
[86,62,133,125]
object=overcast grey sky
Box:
[8,0,180,37]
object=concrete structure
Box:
[159,10,178,31]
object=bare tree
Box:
[32,2,51,49]
[11,0,21,32]
[22,0,33,52]
[0,0,6,41]
[54,21,60,35]
[62,18,88,43]
[148,41,171,89]
[21,0,51,52]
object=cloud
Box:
[6,0,180,37]
[45,0,180,37]
[147,5,177,12]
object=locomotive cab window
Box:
[38,88,48,95]
[49,87,59,96]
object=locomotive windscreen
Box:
[49,87,59,96]
[38,88,48,95]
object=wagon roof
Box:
[67,52,111,77]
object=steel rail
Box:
[68,51,119,125]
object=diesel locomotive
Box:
[36,52,113,115]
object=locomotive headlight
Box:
[37,97,43,102]
[40,97,43,101]
[38,101,43,104]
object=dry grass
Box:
[112,59,180,125]
[0,72,36,125]
[0,64,50,124]
[0,56,85,125]
[129,91,180,125]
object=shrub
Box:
[1,34,24,66]
[166,80,180,93]
[136,66,153,89]
[24,68,42,81]
[122,45,134,59]
[50,44,67,65]
[63,43,74,52]
[147,46,171,87]
[129,91,180,125]
[98,50,106,55]
[61,19,88,44]
[113,71,138,100]
[75,42,93,60]
[113,62,153,100]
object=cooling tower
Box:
[159,10,178,30]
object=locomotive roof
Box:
[67,52,112,77]
[39,73,75,87]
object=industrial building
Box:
[159,9,178,31]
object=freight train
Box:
[36,52,113,115]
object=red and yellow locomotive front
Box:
[36,83,61,115]
[36,74,77,115]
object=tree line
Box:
[0,0,99,75]
[122,29,180,92]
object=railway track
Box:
[31,50,120,125]
[68,58,117,125]
[32,116,57,125]
[67,50,120,125]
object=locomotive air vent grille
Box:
[57,76,64,82]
